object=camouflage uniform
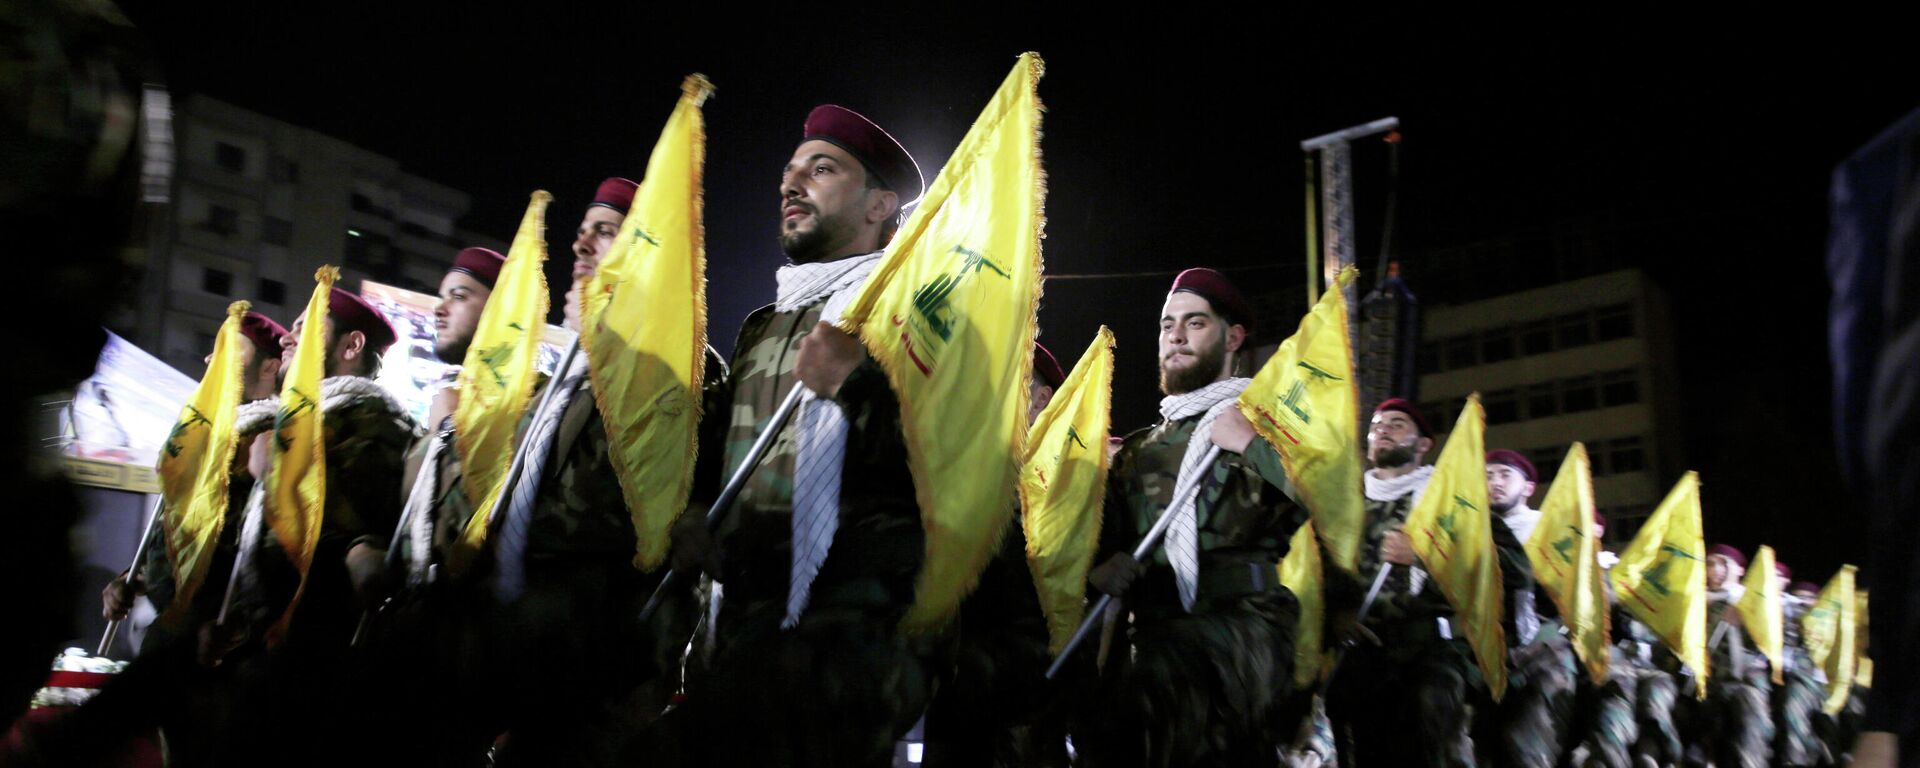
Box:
[1699,588,1773,768]
[1500,618,1577,768]
[1324,469,1535,768]
[1773,594,1830,767]
[1574,605,1683,768]
[663,303,930,768]
[1072,419,1309,768]
[922,522,1069,768]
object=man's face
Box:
[1367,411,1425,469]
[1791,586,1817,602]
[1158,292,1233,396]
[1707,556,1733,590]
[281,312,352,382]
[433,270,491,363]
[1028,381,1055,427]
[1486,463,1536,514]
[573,206,624,280]
[779,139,878,263]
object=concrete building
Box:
[1415,268,1684,542]
[123,95,503,377]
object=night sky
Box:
[123,5,1915,579]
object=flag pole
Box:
[215,482,267,626]
[97,493,166,656]
[350,429,451,647]
[1046,446,1222,680]
[639,382,808,623]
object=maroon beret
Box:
[1033,342,1066,390]
[1486,449,1537,482]
[1775,561,1792,581]
[803,105,924,203]
[239,311,286,357]
[1373,397,1435,437]
[1708,544,1747,569]
[589,177,638,214]
[1168,267,1254,333]
[1790,581,1818,595]
[330,287,398,355]
[450,247,506,289]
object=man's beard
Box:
[1491,497,1518,514]
[435,335,470,365]
[1158,340,1226,395]
[779,205,841,263]
[1370,441,1417,470]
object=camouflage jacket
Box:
[520,348,728,561]
[236,377,419,644]
[704,302,922,624]
[1330,469,1534,652]
[1098,415,1308,618]
[1707,588,1772,683]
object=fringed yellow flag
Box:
[1021,327,1113,654]
[1402,394,1509,701]
[580,75,712,572]
[1737,544,1786,684]
[449,191,552,572]
[1802,564,1857,715]
[1609,471,1710,697]
[263,266,335,643]
[1236,265,1364,573]
[837,53,1046,633]
[1524,442,1612,684]
[1277,521,1327,689]
[156,301,251,623]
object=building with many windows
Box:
[1415,268,1684,541]
[122,95,504,377]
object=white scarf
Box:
[1157,377,1250,611]
[782,251,884,628]
[1363,464,1435,595]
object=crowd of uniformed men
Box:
[38,101,1871,768]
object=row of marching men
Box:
[34,56,1869,768]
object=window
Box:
[1595,303,1634,341]
[1519,320,1554,356]
[204,205,238,236]
[1484,388,1519,425]
[350,192,394,219]
[1527,446,1565,476]
[1607,436,1646,474]
[1420,401,1452,430]
[1525,383,1558,420]
[1561,375,1598,413]
[1479,327,1515,364]
[270,157,300,183]
[202,268,232,296]
[1442,335,1476,370]
[214,142,246,173]
[1555,311,1593,348]
[1600,369,1641,407]
[262,216,293,246]
[257,278,286,305]
[1588,442,1610,476]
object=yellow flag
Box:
[1524,443,1611,684]
[156,301,251,623]
[1236,266,1364,573]
[449,192,552,570]
[1402,394,1509,701]
[1801,565,1857,715]
[580,75,712,572]
[837,53,1046,633]
[263,266,336,643]
[1277,521,1326,689]
[1609,471,1709,697]
[1736,544,1786,684]
[1855,590,1872,688]
[1020,327,1113,654]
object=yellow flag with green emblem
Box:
[1277,521,1327,688]
[156,301,251,624]
[1802,564,1856,715]
[450,191,552,571]
[1609,471,1709,697]
[1402,394,1509,701]
[1524,442,1611,684]
[1737,544,1786,684]
[579,75,712,572]
[1020,326,1113,654]
[1236,265,1364,573]
[263,266,335,643]
[837,53,1046,633]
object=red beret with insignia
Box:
[803,105,924,203]
[1033,342,1066,390]
[1486,449,1538,483]
[1168,267,1255,333]
[239,311,286,357]
[330,287,398,355]
[451,247,506,289]
[1373,397,1435,438]
[590,177,638,214]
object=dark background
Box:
[120,4,1916,579]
